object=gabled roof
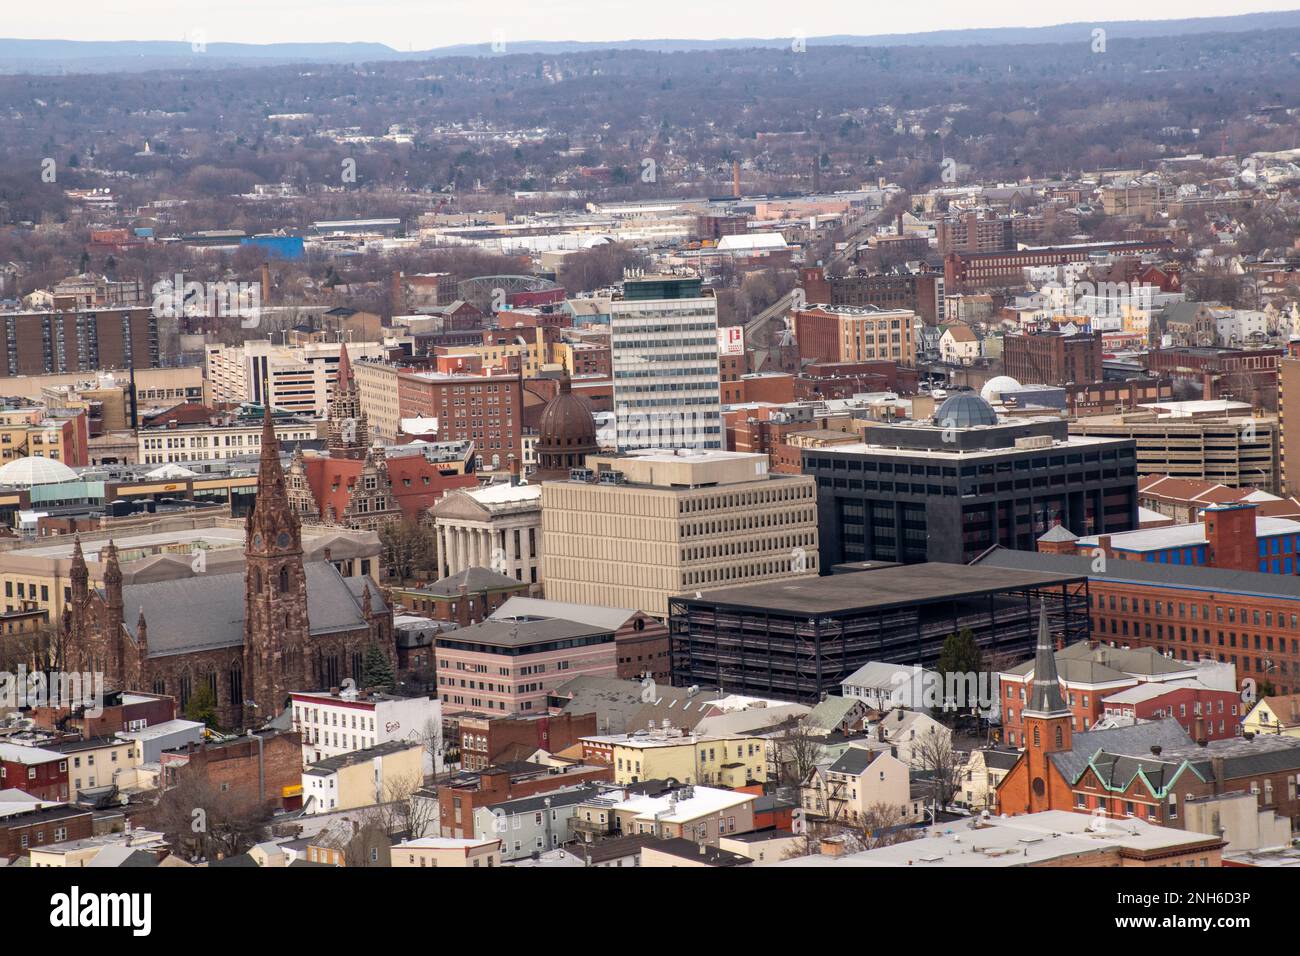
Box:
[120,562,377,657]
[1047,718,1194,784]
[827,746,884,776]
[804,696,865,732]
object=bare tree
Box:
[372,771,438,840]
[856,803,921,849]
[378,517,436,584]
[147,773,271,862]
[910,729,962,814]
[772,723,825,786]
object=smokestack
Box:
[260,262,271,306]
[508,454,520,486]
[391,270,403,314]
[732,160,740,199]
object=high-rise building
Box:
[610,276,723,452]
[0,307,157,377]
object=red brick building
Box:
[159,731,303,811]
[1101,682,1243,741]
[438,761,612,838]
[998,713,1300,831]
[979,548,1300,698]
[0,805,94,862]
[943,239,1172,292]
[999,641,1205,746]
[391,567,529,626]
[455,711,598,771]
[1002,329,1102,387]
[792,361,918,401]
[398,370,524,465]
[0,744,69,802]
[30,690,176,738]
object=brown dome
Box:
[535,377,599,480]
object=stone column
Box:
[505,524,518,580]
[452,526,465,575]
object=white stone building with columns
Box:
[431,482,544,592]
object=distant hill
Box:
[4,10,1300,73]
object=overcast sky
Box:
[11,1,1295,48]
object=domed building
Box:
[533,375,599,482]
[933,393,999,428]
[0,456,79,487]
[980,375,1022,404]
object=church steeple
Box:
[246,404,301,555]
[327,343,368,459]
[243,403,309,725]
[1020,603,1072,813]
[1025,602,1069,717]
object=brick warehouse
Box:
[978,548,1300,697]
[669,563,1090,703]
[159,730,303,811]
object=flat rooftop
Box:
[677,563,1084,615]
[809,433,1121,462]
[773,810,1220,868]
[1077,516,1300,553]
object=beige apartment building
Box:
[1069,399,1279,493]
[541,451,819,618]
[351,359,402,442]
[137,415,319,465]
[0,367,203,408]
[391,837,501,867]
[204,340,386,417]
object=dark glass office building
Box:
[804,394,1138,566]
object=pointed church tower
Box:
[68,535,88,634]
[327,343,369,460]
[1022,603,1072,812]
[102,540,125,679]
[243,404,310,726]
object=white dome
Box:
[0,456,78,487]
[980,376,1022,403]
[144,463,198,480]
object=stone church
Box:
[64,405,394,729]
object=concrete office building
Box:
[541,450,818,619]
[610,276,723,452]
[804,393,1138,566]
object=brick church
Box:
[64,405,394,729]
[994,604,1075,814]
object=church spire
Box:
[327,343,369,459]
[1025,603,1068,717]
[246,403,301,555]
